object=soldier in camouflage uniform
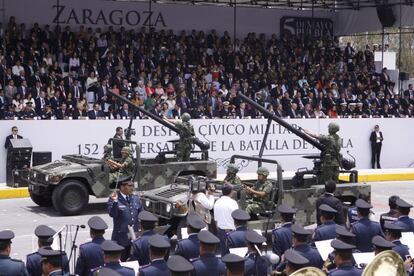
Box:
[244,167,274,218]
[224,164,242,186]
[109,147,134,183]
[304,123,341,184]
[102,144,113,161]
[170,113,195,161]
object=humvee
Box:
[28,91,216,216]
[140,155,371,233]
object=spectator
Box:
[369,125,383,169]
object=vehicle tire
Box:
[52,179,89,216]
[29,191,52,207]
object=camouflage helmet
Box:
[227,163,239,174]
[257,167,269,176]
[181,113,191,122]
[121,146,131,155]
[104,144,112,152]
[328,122,340,134]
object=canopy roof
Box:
[115,0,412,11]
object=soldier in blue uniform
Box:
[313,204,338,242]
[226,209,250,250]
[327,239,362,276]
[38,247,68,276]
[168,255,194,276]
[0,230,28,276]
[384,222,410,260]
[325,226,357,271]
[131,211,168,266]
[284,249,310,275]
[75,216,108,276]
[26,225,69,276]
[91,267,121,276]
[107,179,143,261]
[379,195,399,232]
[91,240,134,276]
[244,230,268,276]
[394,198,414,232]
[176,214,206,261]
[372,235,395,255]
[272,204,295,257]
[315,180,344,226]
[351,199,383,252]
[138,234,170,276]
[290,224,323,269]
[222,253,245,275]
[191,230,226,276]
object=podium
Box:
[6,138,32,187]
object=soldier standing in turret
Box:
[165,112,195,161]
[304,123,342,183]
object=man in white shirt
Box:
[214,183,238,256]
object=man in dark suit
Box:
[75,216,107,276]
[69,79,84,101]
[107,180,142,261]
[109,127,125,159]
[369,125,383,169]
[4,126,23,149]
[87,103,105,119]
[315,180,344,226]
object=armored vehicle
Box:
[140,91,370,232]
[28,92,216,215]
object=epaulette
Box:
[226,230,236,237]
[11,258,24,263]
[124,266,134,271]
[190,257,200,263]
[26,252,37,257]
[140,263,151,269]
[90,266,102,273]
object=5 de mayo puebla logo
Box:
[52,4,167,27]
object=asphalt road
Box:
[1,180,414,270]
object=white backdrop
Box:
[1,118,414,183]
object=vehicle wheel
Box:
[29,191,52,207]
[52,180,89,216]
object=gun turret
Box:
[107,91,210,153]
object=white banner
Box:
[1,118,414,183]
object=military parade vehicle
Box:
[27,91,216,215]
[140,92,371,232]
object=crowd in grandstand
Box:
[0,16,413,120]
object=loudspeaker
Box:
[376,5,396,27]
[400,72,410,81]
[6,169,30,187]
[32,151,52,166]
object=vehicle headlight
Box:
[33,172,37,178]
[145,199,150,207]
[166,203,172,213]
[45,175,49,182]
[49,174,64,183]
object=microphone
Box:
[70,224,86,229]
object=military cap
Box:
[0,230,14,241]
[181,112,191,122]
[198,230,220,244]
[396,198,413,209]
[319,204,338,214]
[227,163,239,173]
[93,267,121,276]
[384,222,404,232]
[328,122,340,134]
[167,255,194,273]
[187,214,206,230]
[38,247,62,258]
[336,225,355,238]
[222,253,245,264]
[372,235,395,249]
[245,230,266,244]
[231,209,251,221]
[148,234,170,249]
[257,167,269,176]
[355,199,372,209]
[100,240,124,253]
[121,146,131,154]
[34,225,56,238]
[104,144,112,150]
[277,204,296,214]
[88,216,108,231]
[284,249,309,266]
[330,239,355,251]
[138,211,158,223]
[291,224,312,236]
